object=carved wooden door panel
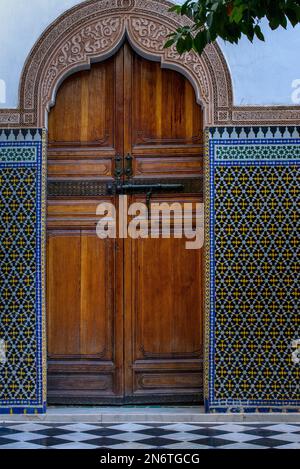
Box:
[123,44,204,403]
[47,43,203,404]
[47,49,125,404]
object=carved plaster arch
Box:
[13,0,233,128]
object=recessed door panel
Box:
[124,195,203,400]
[47,233,81,357]
[48,59,116,147]
[47,226,121,401]
[47,231,114,359]
[133,237,202,360]
[132,55,203,146]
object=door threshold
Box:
[1,407,300,423]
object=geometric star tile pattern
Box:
[0,167,37,401]
[0,130,46,413]
[208,128,300,412]
[0,423,299,449]
[214,165,299,401]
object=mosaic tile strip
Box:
[206,126,300,413]
[209,126,300,140]
[0,129,43,142]
[0,129,46,414]
[215,143,300,161]
[0,147,37,163]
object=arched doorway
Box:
[46,42,204,404]
[0,0,235,412]
[0,0,299,415]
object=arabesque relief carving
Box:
[0,0,299,127]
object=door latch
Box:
[111,183,184,218]
[125,153,133,178]
[114,153,123,181]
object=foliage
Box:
[164,1,300,55]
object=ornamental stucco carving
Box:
[0,0,299,127]
[41,17,124,107]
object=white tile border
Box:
[1,407,300,423]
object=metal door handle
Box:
[116,183,184,194]
[114,153,123,180]
[107,182,184,200]
[125,153,133,178]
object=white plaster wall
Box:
[221,21,300,106]
[0,0,299,108]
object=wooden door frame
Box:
[7,0,300,410]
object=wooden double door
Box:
[47,43,204,404]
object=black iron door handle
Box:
[125,153,133,178]
[107,182,184,199]
[116,183,184,194]
[107,182,184,219]
[114,153,123,180]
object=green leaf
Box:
[176,37,186,55]
[286,8,298,26]
[269,16,281,30]
[230,5,245,24]
[180,1,191,16]
[211,2,219,12]
[169,5,181,13]
[163,39,175,49]
[184,33,194,51]
[193,31,207,54]
[246,24,255,42]
[254,24,265,41]
[207,12,214,28]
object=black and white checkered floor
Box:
[0,422,300,449]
